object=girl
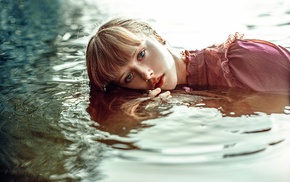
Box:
[86,17,290,97]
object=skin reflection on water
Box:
[88,87,290,155]
[88,87,289,136]
[87,88,290,182]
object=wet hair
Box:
[86,17,163,91]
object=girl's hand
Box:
[148,88,172,100]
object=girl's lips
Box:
[154,74,165,89]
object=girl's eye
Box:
[137,49,145,60]
[125,73,133,83]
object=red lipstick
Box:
[154,74,165,89]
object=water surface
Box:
[0,0,290,181]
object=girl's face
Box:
[113,36,178,90]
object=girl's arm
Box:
[225,39,290,92]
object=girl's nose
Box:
[136,66,154,81]
[143,68,154,81]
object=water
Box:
[0,0,290,181]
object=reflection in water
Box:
[89,87,290,150]
[93,89,290,182]
[0,0,290,181]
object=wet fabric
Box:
[184,33,290,92]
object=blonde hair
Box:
[86,17,162,91]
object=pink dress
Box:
[184,33,290,92]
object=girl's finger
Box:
[148,88,161,97]
[159,91,172,100]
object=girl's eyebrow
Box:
[132,40,146,58]
[132,47,138,58]
[116,70,127,85]
[116,59,133,85]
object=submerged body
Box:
[185,33,290,92]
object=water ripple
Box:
[103,107,290,166]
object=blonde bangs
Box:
[87,26,142,90]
